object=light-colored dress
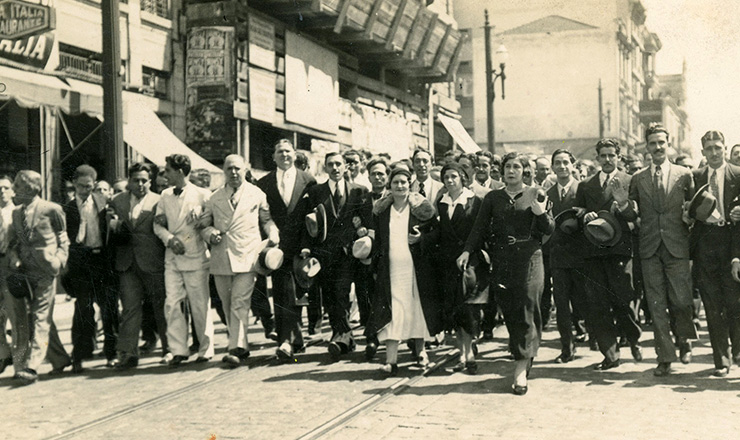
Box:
[378,203,432,342]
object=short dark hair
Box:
[165,154,192,176]
[274,138,294,151]
[0,174,13,184]
[595,138,621,156]
[474,150,493,166]
[73,164,97,181]
[412,148,432,161]
[501,152,529,170]
[731,144,740,155]
[295,151,309,171]
[14,170,42,195]
[551,149,576,165]
[128,162,153,179]
[645,123,670,142]
[324,151,344,164]
[701,130,725,146]
[366,157,389,174]
[456,153,476,164]
[342,149,361,161]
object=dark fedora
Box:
[462,250,491,302]
[688,183,722,223]
[305,203,328,243]
[554,208,580,235]
[293,256,322,290]
[6,272,32,299]
[584,210,622,247]
[254,240,284,276]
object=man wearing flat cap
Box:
[547,149,590,363]
[695,130,740,377]
[624,125,696,377]
[574,138,642,371]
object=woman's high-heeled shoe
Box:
[512,383,528,396]
[381,363,399,376]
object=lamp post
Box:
[484,10,508,155]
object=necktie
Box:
[418,181,426,198]
[280,173,290,206]
[602,175,609,191]
[654,167,665,208]
[560,187,566,201]
[230,189,237,209]
[710,170,724,219]
[77,199,87,244]
[333,185,343,210]
[173,187,183,196]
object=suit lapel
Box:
[135,193,156,229]
[724,165,736,211]
[638,170,654,206]
[287,171,304,214]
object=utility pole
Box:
[101,0,125,181]
[598,79,604,139]
[484,9,495,154]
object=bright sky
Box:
[644,0,740,158]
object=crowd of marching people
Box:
[3,124,740,396]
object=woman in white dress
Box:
[367,167,441,375]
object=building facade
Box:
[454,0,689,159]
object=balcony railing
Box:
[58,52,103,80]
[141,0,169,19]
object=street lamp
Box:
[485,9,508,154]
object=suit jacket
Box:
[547,179,586,268]
[154,183,211,271]
[411,177,444,204]
[628,163,694,259]
[108,191,165,273]
[63,193,111,272]
[257,168,316,257]
[202,182,278,275]
[7,198,69,278]
[301,179,370,268]
[573,170,636,258]
[693,164,740,261]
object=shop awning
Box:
[0,64,74,111]
[123,101,222,176]
[438,114,481,154]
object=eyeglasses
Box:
[522,171,532,177]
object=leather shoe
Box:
[222,354,241,367]
[594,358,621,371]
[115,355,139,370]
[712,367,730,377]
[160,352,174,364]
[574,333,587,343]
[481,331,494,341]
[588,337,599,351]
[194,356,210,363]
[512,383,528,396]
[446,361,466,373]
[630,343,643,362]
[364,341,378,361]
[293,344,306,354]
[733,355,740,367]
[277,342,293,361]
[679,343,692,365]
[169,355,188,367]
[49,360,72,376]
[0,357,12,374]
[72,360,85,374]
[15,368,38,385]
[328,342,342,361]
[417,351,430,369]
[555,351,576,364]
[653,362,672,377]
[381,363,398,376]
[465,361,478,375]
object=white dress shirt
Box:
[130,194,144,223]
[0,201,14,253]
[556,178,575,201]
[76,195,103,248]
[652,160,670,190]
[599,170,617,188]
[328,179,345,199]
[709,163,726,218]
[276,166,297,206]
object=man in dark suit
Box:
[626,125,697,376]
[300,151,370,360]
[257,139,316,361]
[62,165,119,371]
[696,130,740,377]
[6,170,72,384]
[574,138,642,371]
[547,149,590,363]
[107,162,168,368]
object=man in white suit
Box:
[154,154,215,367]
[201,155,280,367]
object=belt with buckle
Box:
[507,236,534,245]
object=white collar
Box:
[277,166,296,180]
[652,160,670,174]
[329,179,345,194]
[440,187,475,206]
[709,163,726,176]
[557,178,574,193]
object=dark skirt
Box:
[441,259,484,336]
[493,243,544,360]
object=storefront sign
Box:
[0,31,53,68]
[0,0,55,40]
[248,14,274,71]
[248,67,275,123]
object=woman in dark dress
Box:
[367,168,441,375]
[431,163,485,374]
[457,152,554,395]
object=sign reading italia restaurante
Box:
[0,0,55,40]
